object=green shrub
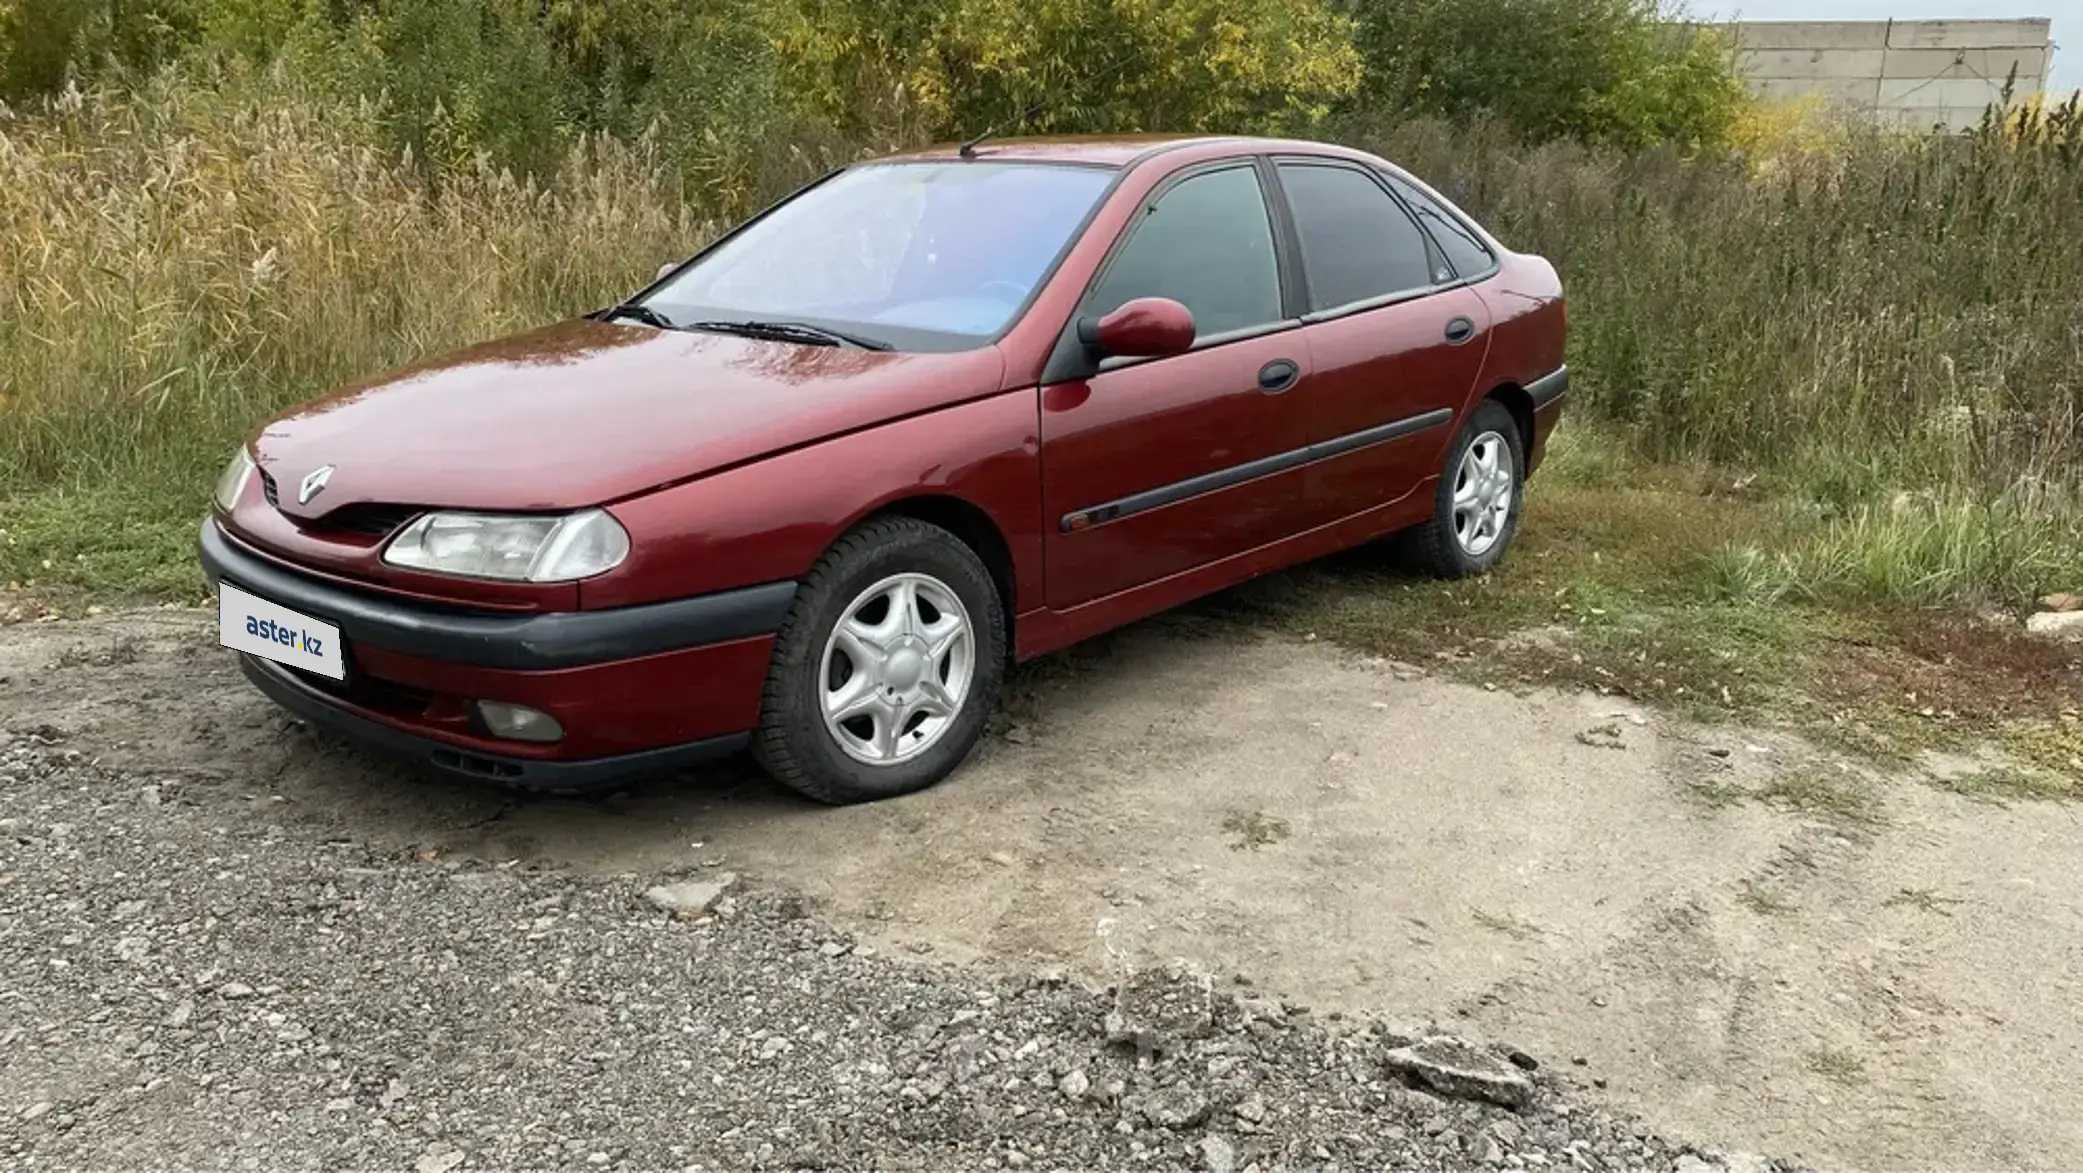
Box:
[1340,0,1751,149]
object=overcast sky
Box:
[1693,1,2078,90]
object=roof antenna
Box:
[957,126,995,158]
[957,100,1046,158]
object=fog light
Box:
[472,700,564,743]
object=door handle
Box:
[1443,316,1477,345]
[1258,359,1300,393]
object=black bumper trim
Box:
[240,655,746,792]
[1527,365,1569,409]
[201,518,796,670]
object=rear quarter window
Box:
[1384,174,1497,280]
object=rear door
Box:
[1271,159,1492,528]
[1038,160,1312,610]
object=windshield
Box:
[642,161,1114,352]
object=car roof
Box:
[872,134,1373,169]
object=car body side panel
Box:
[1296,285,1493,529]
[588,387,1043,613]
[1018,471,1434,659]
[1465,253,1568,471]
[1037,333,1315,609]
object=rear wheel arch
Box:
[1482,382,1536,452]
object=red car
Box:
[202,135,1566,804]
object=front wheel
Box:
[752,517,1005,804]
[1405,400,1525,578]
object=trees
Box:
[1339,0,1749,149]
[774,0,1360,138]
[1,0,1750,197]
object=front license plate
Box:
[219,581,345,681]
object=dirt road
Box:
[4,607,2078,1171]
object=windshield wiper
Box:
[601,303,676,329]
[687,319,893,352]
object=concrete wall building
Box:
[1721,18,2054,131]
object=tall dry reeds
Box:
[1,72,714,490]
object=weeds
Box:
[1928,765,2079,805]
[1735,880,1795,916]
[1807,1048,1869,1085]
[1754,769,1883,825]
[1221,810,1292,852]
[1470,908,1545,941]
[1883,888,1963,917]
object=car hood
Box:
[251,319,1008,516]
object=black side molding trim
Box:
[1310,407,1455,463]
[1060,407,1452,533]
[201,519,796,669]
[1527,365,1569,409]
[240,655,746,793]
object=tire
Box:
[752,516,1006,804]
[1405,400,1526,578]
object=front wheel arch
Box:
[853,494,1017,660]
[752,514,1009,804]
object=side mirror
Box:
[655,261,678,282]
[1076,297,1195,359]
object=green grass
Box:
[0,478,210,606]
[1753,768,1883,825]
[1929,765,2081,805]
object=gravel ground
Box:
[0,728,1795,1173]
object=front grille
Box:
[315,504,423,538]
[260,468,422,538]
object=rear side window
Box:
[1385,174,1497,280]
[1276,162,1436,312]
[1087,164,1284,339]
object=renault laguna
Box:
[203,134,1567,804]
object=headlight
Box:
[214,449,256,512]
[382,508,630,583]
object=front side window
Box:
[1086,164,1285,340]
[1277,162,1437,311]
[645,161,1114,350]
[1386,173,1498,280]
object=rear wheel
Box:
[1405,400,1525,578]
[753,517,1005,804]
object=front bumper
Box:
[239,654,748,792]
[201,518,795,790]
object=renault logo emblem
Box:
[298,465,334,506]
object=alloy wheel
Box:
[818,572,976,765]
[1452,430,1514,557]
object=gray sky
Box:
[1694,1,2078,90]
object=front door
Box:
[1037,161,1311,610]
[1269,159,1492,528]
